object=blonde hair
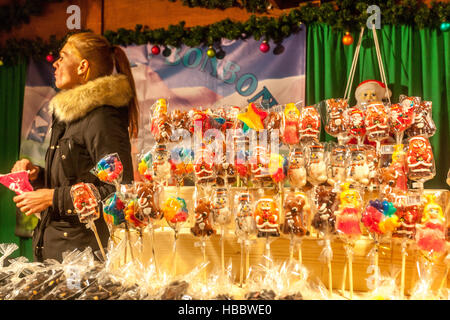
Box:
[65,32,139,139]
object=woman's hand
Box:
[13,189,54,216]
[11,159,40,181]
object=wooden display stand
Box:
[112,187,450,297]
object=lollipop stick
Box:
[202,237,207,284]
[265,235,270,269]
[125,224,135,262]
[245,243,250,281]
[348,247,353,300]
[239,242,244,287]
[221,228,225,275]
[400,240,407,298]
[298,241,302,266]
[289,235,294,264]
[328,259,333,297]
[341,261,347,294]
[173,231,178,276]
[150,225,158,273]
[89,220,107,262]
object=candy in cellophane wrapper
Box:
[378,144,408,200]
[170,108,190,142]
[415,194,446,256]
[335,183,363,239]
[248,145,272,186]
[213,141,237,187]
[347,105,366,145]
[193,144,216,186]
[405,100,436,138]
[406,136,435,187]
[124,196,149,230]
[91,153,123,188]
[264,107,283,145]
[281,191,311,238]
[288,147,307,189]
[210,187,231,227]
[151,144,172,186]
[0,171,33,195]
[362,199,400,238]
[69,183,101,224]
[323,98,349,145]
[161,196,189,232]
[0,243,18,268]
[169,145,194,186]
[389,96,416,144]
[326,143,348,188]
[298,104,321,144]
[281,102,301,146]
[311,185,338,236]
[133,181,163,221]
[268,152,288,185]
[102,192,126,228]
[190,198,215,237]
[137,149,153,182]
[346,145,376,188]
[150,98,172,144]
[305,141,328,186]
[234,192,257,241]
[254,198,280,238]
[364,102,390,150]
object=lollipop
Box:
[235,192,257,285]
[254,198,280,238]
[248,145,271,186]
[151,144,172,186]
[103,193,126,227]
[268,152,288,184]
[265,110,283,145]
[347,146,373,188]
[191,199,215,237]
[93,153,123,188]
[281,191,310,265]
[288,147,307,190]
[0,171,33,195]
[193,145,215,185]
[124,199,149,229]
[305,142,328,186]
[137,150,152,181]
[389,98,415,145]
[364,103,390,152]
[324,98,349,145]
[170,109,190,141]
[347,106,366,146]
[416,194,446,255]
[169,146,194,187]
[211,187,232,226]
[298,105,320,143]
[70,183,106,261]
[335,183,363,237]
[150,98,172,144]
[327,144,348,188]
[405,101,436,138]
[281,103,300,146]
[406,136,435,189]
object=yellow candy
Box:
[138,161,148,175]
[97,170,108,181]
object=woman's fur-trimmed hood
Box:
[49,74,133,123]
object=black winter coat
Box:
[31,74,134,262]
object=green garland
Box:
[0,0,63,33]
[0,0,448,66]
[167,0,270,13]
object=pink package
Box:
[0,171,34,195]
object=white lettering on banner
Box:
[367,5,381,29]
[66,5,81,30]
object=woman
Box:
[11,32,138,262]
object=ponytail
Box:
[113,45,139,140]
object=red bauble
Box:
[342,32,354,46]
[259,41,270,53]
[46,54,54,63]
[151,45,161,55]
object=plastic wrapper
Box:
[415,194,446,256]
[298,105,321,143]
[281,103,300,146]
[347,105,366,145]
[170,109,190,141]
[91,153,123,188]
[254,198,280,238]
[326,143,348,188]
[324,98,349,145]
[211,187,231,227]
[150,98,172,144]
[406,136,435,186]
[137,149,153,181]
[264,109,283,145]
[311,185,338,235]
[0,171,33,195]
[70,183,101,224]
[346,145,374,188]
[378,144,408,200]
[189,109,214,137]
[133,181,163,220]
[236,102,268,133]
[77,268,125,300]
[362,199,399,236]
[124,197,149,229]
[191,198,215,237]
[0,243,18,268]
[213,141,236,187]
[364,102,390,150]
[287,147,307,189]
[162,196,189,232]
[335,183,363,238]
[389,97,416,144]
[102,193,126,227]
[405,100,436,138]
[305,142,328,186]
[248,145,272,186]
[392,192,423,240]
[193,145,215,186]
[151,144,172,186]
[169,146,194,186]
[268,153,288,185]
[281,191,310,237]
[234,192,257,241]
